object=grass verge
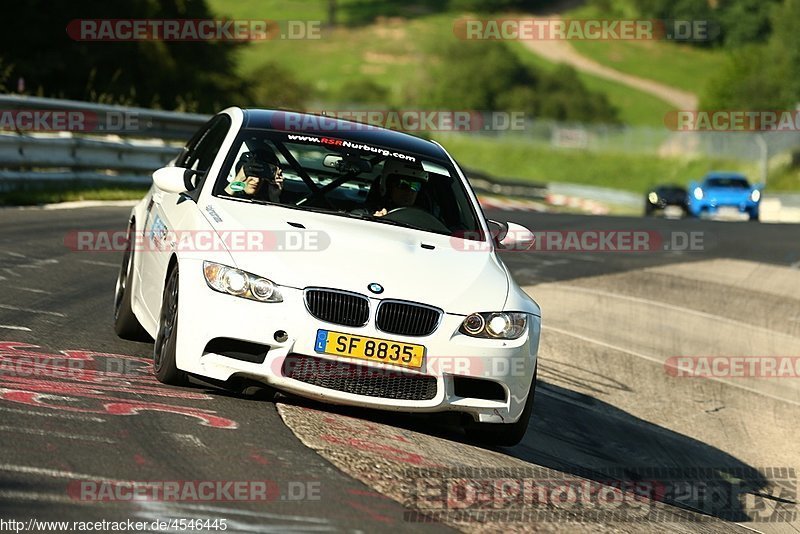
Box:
[435,133,758,193]
[0,185,148,207]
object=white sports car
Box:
[114,108,541,445]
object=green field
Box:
[0,185,149,206]
[207,1,681,125]
[561,2,726,95]
[508,41,674,127]
[569,40,724,95]
[436,133,756,193]
[200,1,796,194]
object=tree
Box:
[0,0,247,112]
[702,0,800,109]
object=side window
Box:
[176,119,213,168]
[185,115,231,174]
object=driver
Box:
[224,148,284,202]
[371,160,429,217]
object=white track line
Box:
[549,284,800,340]
[0,324,31,331]
[79,259,118,268]
[0,464,123,483]
[0,491,82,505]
[0,406,105,422]
[0,425,115,443]
[546,325,800,408]
[16,287,47,294]
[166,433,207,449]
[0,303,65,317]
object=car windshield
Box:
[212,130,483,239]
[706,177,749,188]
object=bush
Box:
[333,79,390,105]
[702,0,800,109]
[414,40,618,123]
[247,62,308,110]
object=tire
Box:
[465,365,537,447]
[153,265,189,385]
[113,222,150,341]
[749,212,760,222]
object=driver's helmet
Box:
[379,159,428,196]
[235,147,281,180]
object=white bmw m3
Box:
[114,108,541,445]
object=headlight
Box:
[203,261,282,302]
[460,312,527,339]
[648,192,658,204]
[693,187,704,200]
[750,189,761,202]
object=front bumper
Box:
[174,259,540,424]
[688,198,759,216]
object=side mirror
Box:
[153,167,197,194]
[494,221,535,251]
[487,219,508,243]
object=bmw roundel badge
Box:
[368,283,384,294]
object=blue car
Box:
[687,172,761,221]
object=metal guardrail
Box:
[0,95,547,200]
[0,95,209,192]
[0,94,209,141]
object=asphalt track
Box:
[0,205,798,533]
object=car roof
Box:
[240,109,449,161]
[655,184,686,190]
[704,171,747,180]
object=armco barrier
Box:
[0,95,549,201]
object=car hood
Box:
[205,201,509,314]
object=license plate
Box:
[664,206,683,217]
[314,329,424,369]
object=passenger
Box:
[224,148,284,202]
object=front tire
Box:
[153,265,188,385]
[114,222,150,341]
[465,365,537,447]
